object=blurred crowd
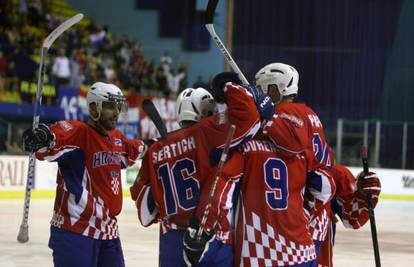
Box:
[0,0,212,154]
[0,0,210,107]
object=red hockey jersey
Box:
[36,121,146,239]
[234,137,335,267]
[263,102,330,164]
[317,164,374,267]
[130,83,260,242]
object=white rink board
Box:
[0,156,141,191]
[347,167,414,195]
[1,155,414,197]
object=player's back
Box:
[141,115,238,230]
[234,137,316,267]
[277,102,330,165]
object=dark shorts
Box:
[48,226,125,267]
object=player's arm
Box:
[210,72,264,145]
[130,153,159,227]
[22,121,84,161]
[304,150,336,219]
[331,164,381,229]
[183,151,244,266]
[120,134,147,167]
[206,73,268,165]
[262,105,312,155]
[196,150,244,233]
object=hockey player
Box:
[254,62,327,156]
[22,82,147,267]
[254,63,381,266]
[314,161,381,267]
[233,135,335,267]
[130,74,272,267]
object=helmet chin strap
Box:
[90,112,101,121]
[89,104,101,121]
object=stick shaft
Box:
[196,124,236,239]
[205,0,249,84]
[17,13,83,244]
[360,146,381,267]
[142,99,168,138]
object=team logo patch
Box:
[114,138,122,146]
[279,113,304,128]
[58,121,74,132]
[111,171,120,195]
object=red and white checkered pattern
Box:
[309,208,329,241]
[241,212,316,267]
[336,196,370,229]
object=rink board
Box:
[1,155,414,200]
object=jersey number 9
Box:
[264,158,288,210]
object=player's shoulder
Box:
[279,102,314,113]
[108,127,125,138]
[52,120,86,132]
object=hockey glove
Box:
[256,93,275,122]
[183,217,215,267]
[210,72,241,103]
[243,84,275,122]
[22,123,55,152]
[356,171,381,207]
[143,138,158,147]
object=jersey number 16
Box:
[157,158,200,215]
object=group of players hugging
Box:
[22,62,381,267]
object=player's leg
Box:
[159,229,187,267]
[197,239,233,267]
[97,238,125,267]
[48,226,98,267]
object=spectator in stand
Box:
[52,48,71,89]
[119,36,131,70]
[69,50,80,88]
[88,22,106,49]
[177,62,188,90]
[102,53,115,82]
[0,50,10,91]
[160,50,172,73]
[5,61,19,94]
[155,66,168,97]
[18,0,28,27]
[165,68,185,98]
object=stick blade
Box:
[142,99,168,138]
[17,224,29,243]
[43,13,84,49]
[205,0,219,24]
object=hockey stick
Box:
[142,99,168,138]
[205,0,249,85]
[360,146,381,267]
[141,98,167,267]
[196,124,236,240]
[17,13,84,244]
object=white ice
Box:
[0,199,413,266]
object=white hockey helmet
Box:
[86,82,127,120]
[254,63,299,96]
[176,87,216,127]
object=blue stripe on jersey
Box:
[306,171,323,192]
[56,149,86,203]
